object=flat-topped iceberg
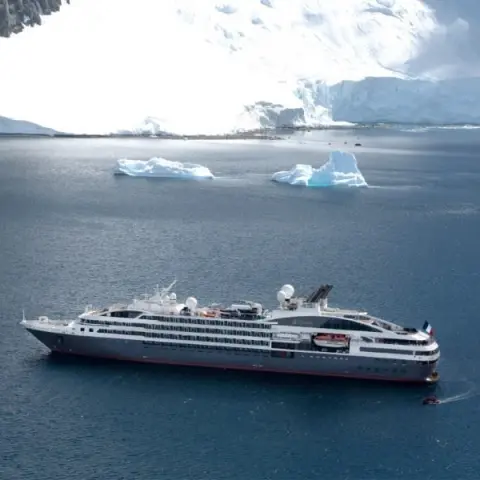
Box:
[115,157,214,179]
[271,150,367,187]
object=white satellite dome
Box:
[185,296,197,310]
[280,284,295,299]
[277,290,287,303]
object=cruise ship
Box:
[21,281,440,383]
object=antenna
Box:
[22,308,26,322]
[165,277,177,292]
[150,277,178,303]
[159,277,176,297]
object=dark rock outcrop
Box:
[0,0,70,37]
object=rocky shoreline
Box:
[0,0,69,37]
[0,124,372,141]
[0,131,284,140]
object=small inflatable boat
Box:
[422,396,440,405]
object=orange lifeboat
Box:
[313,333,349,348]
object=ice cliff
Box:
[1,0,480,135]
[329,77,480,125]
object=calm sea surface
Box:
[1,128,479,479]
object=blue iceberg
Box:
[271,150,367,187]
[115,157,214,179]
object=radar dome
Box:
[280,284,295,299]
[185,296,197,310]
[170,292,177,301]
[277,290,286,303]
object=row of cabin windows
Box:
[154,325,270,337]
[322,319,381,332]
[97,329,269,346]
[415,348,440,356]
[106,310,267,322]
[360,347,440,356]
[376,338,431,346]
[343,314,371,320]
[82,319,269,337]
[109,311,143,318]
[142,341,271,354]
[358,366,408,374]
[90,316,271,329]
[298,354,349,360]
[285,317,381,332]
[360,336,432,347]
[272,341,296,349]
[360,347,415,355]
[295,351,437,366]
[284,353,436,367]
[141,315,271,328]
[372,358,437,366]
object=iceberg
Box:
[272,151,367,187]
[115,157,214,180]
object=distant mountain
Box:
[0,0,479,136]
[0,116,57,135]
[0,0,69,37]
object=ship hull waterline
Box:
[27,328,439,384]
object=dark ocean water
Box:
[0,128,479,480]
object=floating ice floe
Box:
[115,157,214,179]
[271,150,368,187]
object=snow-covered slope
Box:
[0,0,479,135]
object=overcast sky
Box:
[406,0,480,78]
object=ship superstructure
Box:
[21,281,440,383]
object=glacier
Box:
[272,150,368,187]
[1,0,480,135]
[329,77,480,125]
[115,157,215,180]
